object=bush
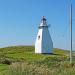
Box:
[0,58,12,65]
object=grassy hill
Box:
[0,46,75,75]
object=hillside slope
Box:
[0,46,70,62]
[0,46,75,75]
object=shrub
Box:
[1,58,12,65]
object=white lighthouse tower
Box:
[35,16,53,53]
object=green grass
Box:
[0,46,75,75]
[0,64,9,71]
[0,64,9,75]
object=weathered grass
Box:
[2,62,75,75]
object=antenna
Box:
[70,1,72,63]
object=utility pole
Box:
[70,2,72,63]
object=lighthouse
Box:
[35,16,53,53]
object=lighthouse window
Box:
[38,36,40,40]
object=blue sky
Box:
[0,0,75,50]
